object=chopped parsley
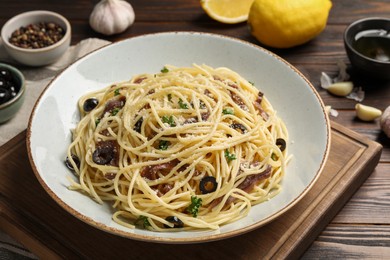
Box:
[95,118,100,126]
[162,115,176,127]
[271,153,278,161]
[135,215,151,229]
[222,107,234,115]
[168,93,172,102]
[249,81,255,86]
[224,150,236,162]
[187,196,202,217]
[114,88,121,96]
[161,67,169,73]
[111,107,121,116]
[178,98,189,109]
[159,140,170,150]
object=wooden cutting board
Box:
[0,121,382,259]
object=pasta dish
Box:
[65,64,289,231]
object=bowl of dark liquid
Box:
[344,17,390,80]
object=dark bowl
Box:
[344,17,390,80]
[0,63,25,123]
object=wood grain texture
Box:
[302,225,390,259]
[333,163,390,224]
[1,0,390,24]
[0,122,382,259]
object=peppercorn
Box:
[9,22,65,49]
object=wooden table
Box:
[1,0,389,259]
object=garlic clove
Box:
[355,103,382,122]
[380,106,390,138]
[89,0,135,36]
[327,81,354,96]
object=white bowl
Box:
[27,32,330,243]
[1,10,71,66]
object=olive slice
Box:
[65,154,80,171]
[276,138,286,152]
[230,123,247,133]
[134,117,143,133]
[92,146,114,165]
[83,98,99,112]
[164,216,184,228]
[199,176,218,194]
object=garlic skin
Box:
[89,0,135,36]
[325,105,339,117]
[380,106,390,138]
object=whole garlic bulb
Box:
[380,106,390,138]
[89,0,135,36]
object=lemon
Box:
[248,0,332,48]
[201,0,255,24]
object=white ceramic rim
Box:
[1,10,71,53]
[26,31,331,243]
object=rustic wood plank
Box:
[332,163,390,224]
[1,0,389,24]
[0,203,70,260]
[302,224,390,259]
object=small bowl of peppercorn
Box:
[0,63,25,123]
[1,10,71,66]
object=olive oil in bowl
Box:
[344,18,390,79]
[352,29,390,62]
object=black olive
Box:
[93,146,114,165]
[164,216,184,228]
[0,67,20,105]
[276,138,286,152]
[65,154,80,171]
[1,79,19,92]
[0,87,11,104]
[8,85,16,92]
[0,68,13,81]
[83,98,99,112]
[199,176,218,194]
[0,78,7,88]
[201,112,210,121]
[230,123,247,133]
[133,117,143,133]
[9,85,17,98]
[184,117,198,124]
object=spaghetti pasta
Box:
[66,64,289,231]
